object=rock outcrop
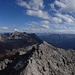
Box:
[0,41,75,75]
[20,41,75,75]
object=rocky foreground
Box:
[0,41,75,75]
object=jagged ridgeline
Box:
[0,41,75,75]
[0,32,75,75]
[0,31,42,53]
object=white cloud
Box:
[52,17,62,23]
[56,13,75,24]
[14,28,18,31]
[26,21,50,33]
[0,26,8,30]
[52,0,75,13]
[27,10,50,19]
[17,0,75,33]
[54,0,66,8]
[50,0,75,24]
[17,0,44,10]
[40,25,50,29]
[17,0,50,20]
[50,3,55,10]
[40,20,50,24]
[32,24,50,29]
[17,0,30,9]
[31,20,50,29]
[31,21,38,24]
[54,25,67,29]
[3,27,8,30]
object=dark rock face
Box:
[0,41,75,75]
[0,45,37,75]
[0,32,42,53]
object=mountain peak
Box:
[0,33,75,75]
[21,43,75,75]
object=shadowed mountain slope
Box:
[0,32,42,53]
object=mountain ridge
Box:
[0,41,75,75]
[0,32,42,53]
[0,32,75,75]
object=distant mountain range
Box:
[0,31,42,53]
[37,33,75,50]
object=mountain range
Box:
[37,33,75,49]
[0,31,42,53]
[0,32,75,75]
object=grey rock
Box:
[0,41,75,75]
[0,59,12,71]
[20,41,75,75]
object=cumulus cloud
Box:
[54,25,67,29]
[14,28,18,31]
[50,0,75,24]
[51,13,75,24]
[30,20,50,29]
[27,21,50,33]
[17,0,75,24]
[25,27,47,33]
[32,24,50,29]
[17,0,75,33]
[40,25,50,29]
[17,0,30,9]
[17,0,50,19]
[54,0,66,8]
[17,0,44,10]
[40,20,50,24]
[0,26,8,30]
[52,17,62,23]
[55,13,75,24]
[51,0,75,13]
[27,10,50,19]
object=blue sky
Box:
[0,0,75,33]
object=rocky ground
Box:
[0,41,75,75]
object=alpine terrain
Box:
[0,32,75,75]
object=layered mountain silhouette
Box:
[0,32,75,75]
[37,33,75,49]
[0,31,42,53]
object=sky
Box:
[0,0,75,33]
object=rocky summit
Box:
[0,41,75,75]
